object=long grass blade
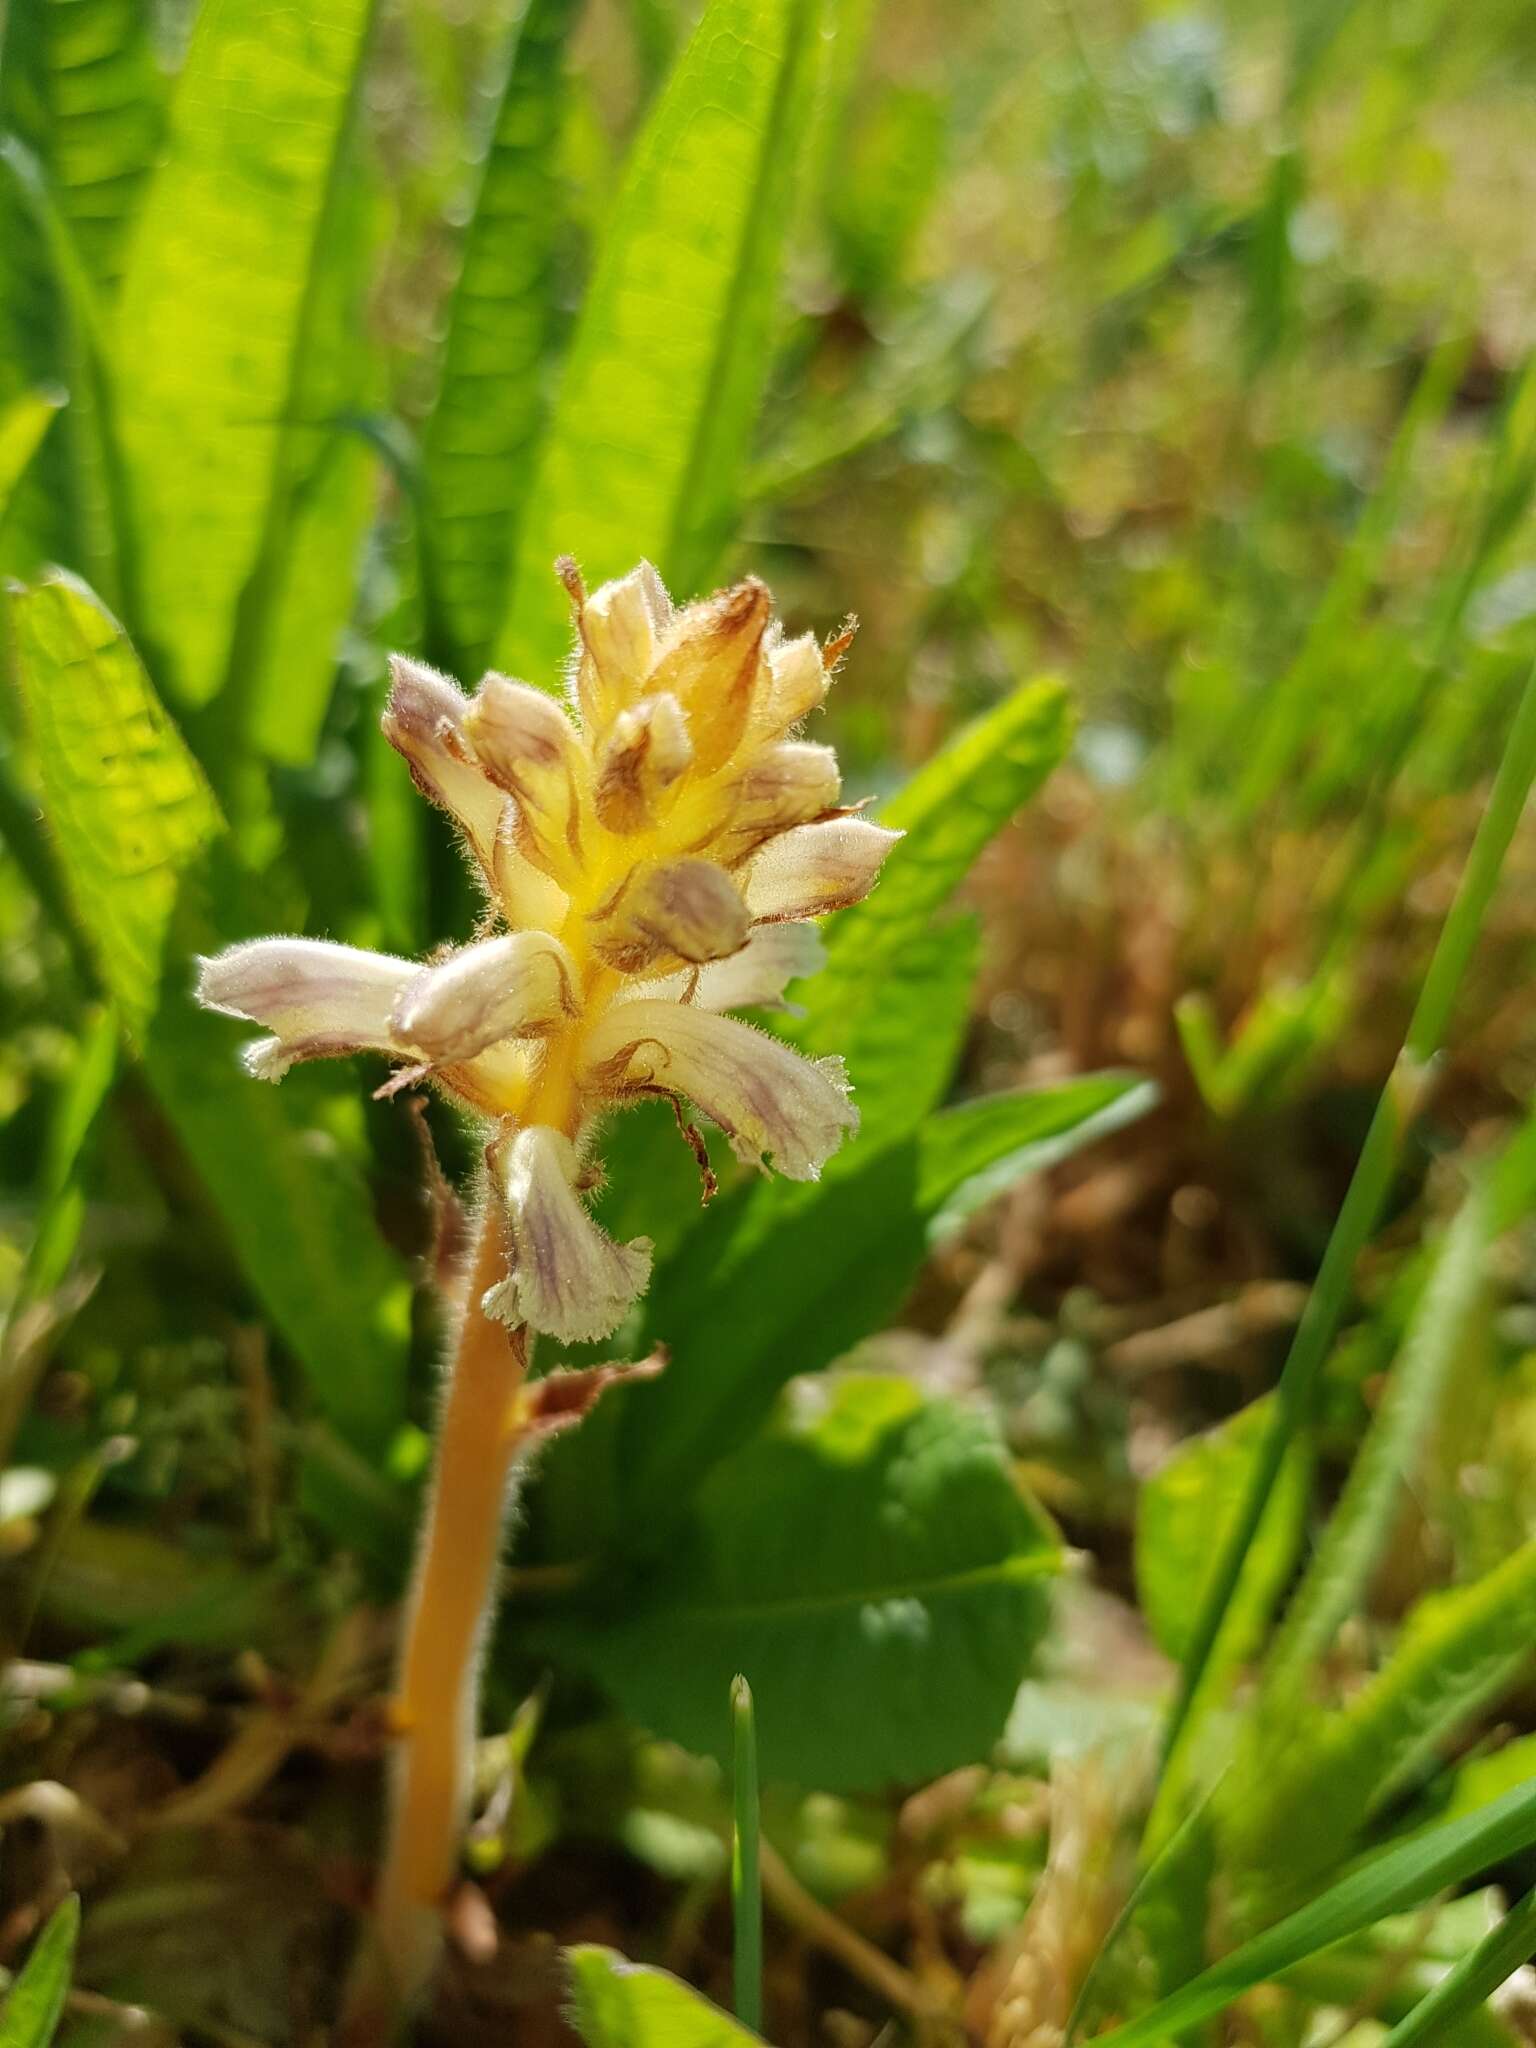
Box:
[731,1674,763,2033]
[1376,1885,1536,2048]
[1161,651,1536,1770]
[1089,1776,1536,2047]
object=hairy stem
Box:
[340,1206,528,2042]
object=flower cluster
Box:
[197,562,898,1345]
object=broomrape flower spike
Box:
[196,561,897,2035]
[197,559,897,1347]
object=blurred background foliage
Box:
[6,0,1536,2040]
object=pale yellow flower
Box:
[198,562,898,1345]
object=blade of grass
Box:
[1089,1776,1536,2048]
[497,0,823,677]
[0,1892,80,2048]
[1259,1176,1493,1707]
[1160,650,1536,1773]
[1376,1885,1536,2048]
[731,1674,762,2034]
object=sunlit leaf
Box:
[115,0,377,708]
[567,1946,762,2048]
[420,0,578,676]
[0,1894,79,2048]
[498,0,823,677]
[8,573,409,1450]
[535,1379,1060,1790]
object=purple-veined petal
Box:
[382,656,504,874]
[620,921,825,1013]
[197,937,417,1079]
[485,1125,652,1344]
[392,931,577,1061]
[583,1000,857,1180]
[740,817,901,921]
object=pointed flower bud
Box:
[465,676,587,882]
[754,632,829,738]
[589,858,749,974]
[571,561,671,732]
[648,578,770,774]
[486,1125,652,1344]
[722,742,841,858]
[592,692,693,835]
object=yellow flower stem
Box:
[339,1206,531,2042]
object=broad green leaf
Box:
[498,0,823,677]
[0,389,63,527]
[420,0,578,677]
[9,574,409,1450]
[0,139,123,605]
[1224,1537,1536,1922]
[1087,1774,1536,2048]
[926,1072,1158,1242]
[797,677,1073,1155]
[534,1070,1150,1566]
[239,149,382,770]
[0,0,162,292]
[1261,1178,1494,1704]
[567,1946,762,2048]
[0,1894,79,2048]
[115,0,377,708]
[536,1379,1060,1789]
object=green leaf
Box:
[1225,1537,1536,1923]
[114,0,377,708]
[1087,1774,1536,2048]
[0,1894,79,2048]
[925,1072,1158,1242]
[0,0,163,292]
[1261,1177,1494,1704]
[566,1946,762,2048]
[0,389,63,527]
[0,138,125,606]
[539,1068,1150,1559]
[537,1379,1060,1790]
[498,0,823,678]
[1376,1886,1536,2048]
[8,573,410,1452]
[240,152,383,769]
[796,677,1073,1155]
[1137,1397,1310,1670]
[420,0,578,677]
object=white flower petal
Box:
[197,938,416,1074]
[740,818,901,921]
[583,1000,857,1180]
[392,932,576,1061]
[487,1126,652,1344]
[621,922,825,1013]
[382,656,504,873]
